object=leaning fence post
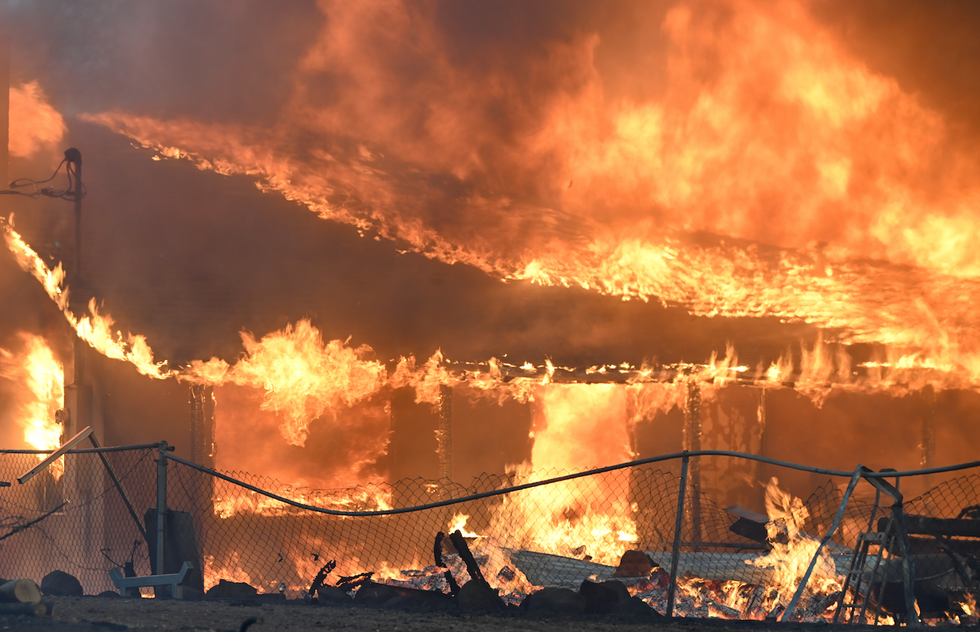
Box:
[781,465,864,622]
[666,452,689,618]
[155,441,169,576]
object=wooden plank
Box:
[17,426,92,484]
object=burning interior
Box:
[2,0,980,623]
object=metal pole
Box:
[156,441,169,576]
[891,503,920,626]
[63,148,84,387]
[781,465,864,621]
[89,433,147,541]
[66,147,82,284]
[666,452,689,618]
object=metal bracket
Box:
[109,561,193,599]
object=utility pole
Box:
[66,147,82,284]
[64,148,91,442]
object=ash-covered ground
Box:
[0,596,945,632]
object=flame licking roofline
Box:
[5,212,980,427]
[1,217,170,380]
[80,0,980,383]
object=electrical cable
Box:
[0,156,86,201]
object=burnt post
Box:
[66,147,82,284]
[684,381,702,546]
[64,149,91,438]
[156,441,169,576]
[437,384,453,483]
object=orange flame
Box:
[0,334,66,479]
[183,320,385,447]
[79,0,980,386]
[9,81,66,161]
[1,219,171,380]
[747,477,840,600]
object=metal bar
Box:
[17,426,92,484]
[89,433,146,540]
[156,441,169,576]
[781,465,864,622]
[890,504,920,626]
[162,448,980,519]
[1,443,170,454]
[666,453,689,618]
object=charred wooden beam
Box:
[309,560,336,597]
[434,532,460,597]
[449,529,485,584]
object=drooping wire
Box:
[0,157,86,201]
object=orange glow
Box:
[0,334,66,479]
[448,513,481,539]
[747,477,840,600]
[481,386,637,567]
[184,320,386,447]
[2,220,171,380]
[80,0,980,387]
[9,81,66,161]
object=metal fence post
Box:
[156,441,169,576]
[781,465,864,621]
[666,452,689,618]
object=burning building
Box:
[1,0,980,620]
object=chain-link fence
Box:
[2,444,980,623]
[0,446,158,594]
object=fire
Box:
[0,334,66,479]
[1,219,171,380]
[80,0,980,387]
[9,81,66,162]
[747,478,840,602]
[184,320,386,447]
[962,592,976,616]
[203,552,256,593]
[448,514,481,539]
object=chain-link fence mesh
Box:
[2,446,980,623]
[0,447,157,594]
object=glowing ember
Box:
[0,334,66,479]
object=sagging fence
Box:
[1,442,980,623]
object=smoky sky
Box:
[2,1,978,135]
[1,0,979,373]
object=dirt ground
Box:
[0,596,950,632]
